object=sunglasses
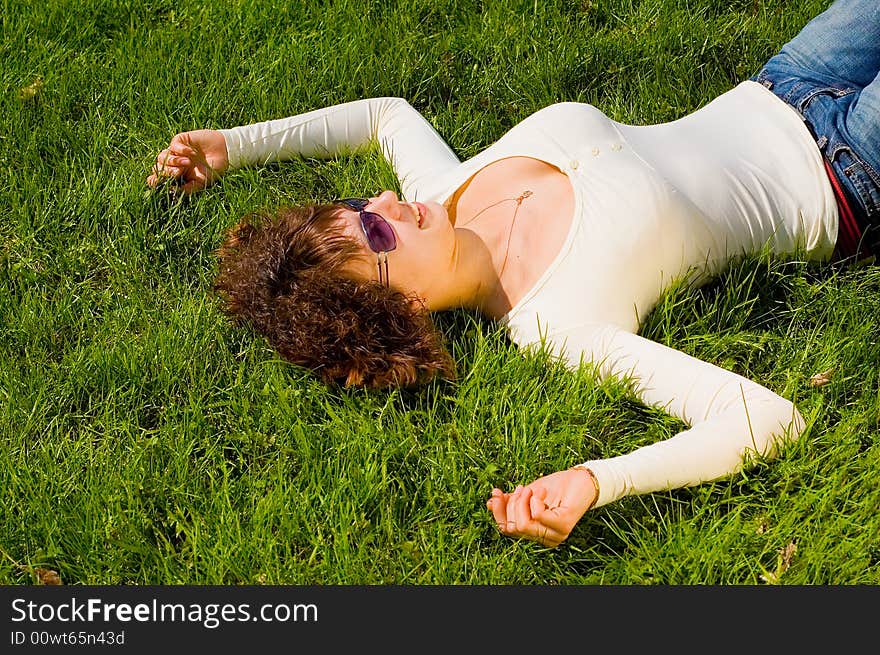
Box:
[333,198,397,287]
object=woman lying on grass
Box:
[147,0,879,548]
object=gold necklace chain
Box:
[456,190,533,279]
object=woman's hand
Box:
[486,467,599,547]
[146,129,229,194]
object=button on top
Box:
[591,147,600,156]
[570,160,579,170]
[611,143,622,151]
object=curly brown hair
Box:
[212,203,456,388]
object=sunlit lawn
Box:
[2,0,877,584]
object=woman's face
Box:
[336,190,456,305]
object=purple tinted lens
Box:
[360,211,396,252]
[334,198,397,253]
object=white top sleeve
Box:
[549,322,806,509]
[218,97,461,201]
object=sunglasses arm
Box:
[377,251,389,287]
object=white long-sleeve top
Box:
[220,81,834,508]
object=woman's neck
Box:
[441,227,514,319]
[436,157,574,319]
[447,202,533,319]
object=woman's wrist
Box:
[570,464,600,511]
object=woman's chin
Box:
[425,200,449,228]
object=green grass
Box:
[2,0,878,585]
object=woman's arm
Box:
[219,97,461,201]
[489,322,806,545]
[564,323,805,507]
[148,98,460,200]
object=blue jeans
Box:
[750,0,880,256]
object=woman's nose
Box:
[369,190,400,218]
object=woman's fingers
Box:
[531,498,574,534]
[487,485,569,546]
[146,135,215,192]
[152,163,184,178]
[152,144,199,178]
[485,486,566,547]
[505,487,519,532]
[529,488,546,518]
[147,169,180,186]
[513,486,532,530]
[153,154,181,174]
[160,155,191,168]
[515,488,566,546]
[168,136,198,157]
[487,490,509,530]
[155,149,192,169]
[535,527,566,548]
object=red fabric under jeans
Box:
[824,158,864,260]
